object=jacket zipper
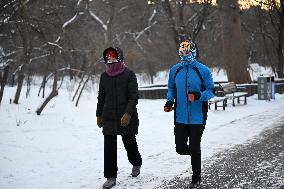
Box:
[186,65,190,123]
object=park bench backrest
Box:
[220,82,237,94]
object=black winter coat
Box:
[96,68,139,135]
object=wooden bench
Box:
[218,82,248,107]
[208,96,228,110]
[209,82,248,110]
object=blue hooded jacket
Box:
[167,59,214,125]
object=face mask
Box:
[181,55,193,62]
[106,59,118,64]
[180,49,196,62]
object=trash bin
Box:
[258,76,275,100]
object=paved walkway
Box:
[156,123,284,189]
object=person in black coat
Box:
[96,47,142,189]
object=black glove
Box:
[97,116,103,128]
[164,101,174,112]
[188,91,201,102]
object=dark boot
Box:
[131,166,141,177]
[190,174,201,188]
[103,178,116,189]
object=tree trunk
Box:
[37,74,47,98]
[26,72,31,98]
[36,90,58,115]
[255,7,277,76]
[150,74,154,84]
[75,75,90,107]
[13,73,24,104]
[161,0,180,48]
[38,62,50,98]
[11,74,15,87]
[13,19,31,104]
[0,66,9,105]
[36,49,58,115]
[218,0,251,83]
[72,75,85,102]
[277,0,284,78]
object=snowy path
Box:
[0,86,284,189]
[156,122,284,189]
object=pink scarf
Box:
[105,61,127,77]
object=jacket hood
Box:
[103,47,124,63]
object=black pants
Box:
[104,135,142,178]
[174,125,204,177]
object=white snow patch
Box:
[62,13,78,29]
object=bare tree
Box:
[1,0,55,104]
[260,0,284,78]
[218,0,251,83]
[3,0,278,107]
[36,46,59,115]
[255,4,277,75]
[0,65,9,105]
[157,0,213,48]
[13,23,32,104]
[278,0,284,77]
[0,47,9,104]
[37,60,50,98]
[0,0,33,104]
[244,0,284,78]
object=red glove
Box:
[188,91,201,102]
[164,101,174,112]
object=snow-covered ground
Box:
[0,65,283,189]
[1,83,284,189]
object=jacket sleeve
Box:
[125,71,138,113]
[167,68,176,102]
[200,68,215,101]
[96,74,105,117]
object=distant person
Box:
[96,47,142,189]
[164,39,214,187]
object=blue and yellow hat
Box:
[178,40,196,56]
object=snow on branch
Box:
[135,41,147,54]
[135,21,157,40]
[5,51,17,57]
[114,19,157,53]
[88,10,108,31]
[3,0,16,9]
[55,36,61,43]
[62,13,78,29]
[1,59,14,66]
[13,64,24,75]
[70,49,94,52]
[0,47,16,67]
[77,0,83,6]
[148,9,157,25]
[47,42,63,49]
[3,17,11,24]
[118,6,128,13]
[29,53,51,63]
[185,12,198,26]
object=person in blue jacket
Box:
[164,39,214,187]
